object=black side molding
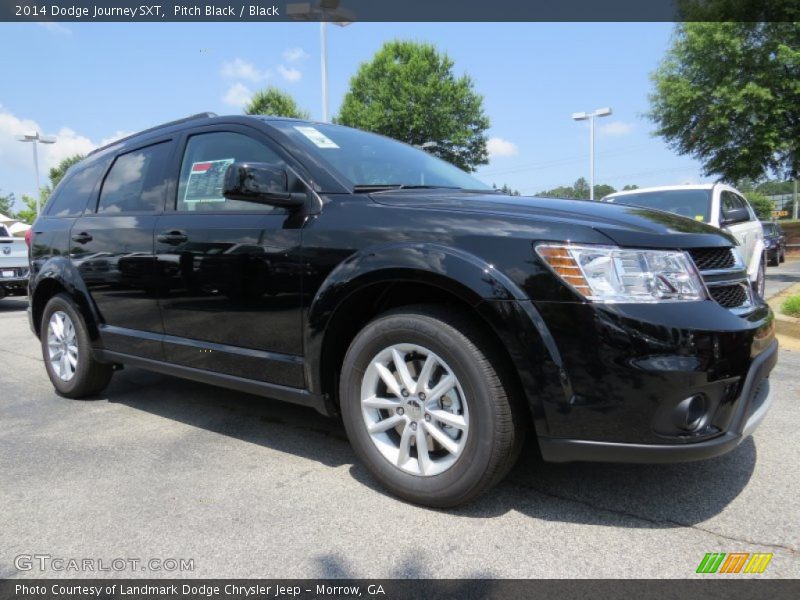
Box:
[95,349,334,417]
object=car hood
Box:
[371,191,737,248]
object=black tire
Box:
[339,305,524,507]
[780,249,786,264]
[768,251,779,267]
[40,293,113,398]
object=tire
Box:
[768,251,779,267]
[40,293,113,398]
[780,249,786,264]
[339,305,524,507]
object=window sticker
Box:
[183,158,235,203]
[294,126,339,149]
[695,215,705,221]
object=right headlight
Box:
[536,244,707,303]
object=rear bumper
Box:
[539,338,778,463]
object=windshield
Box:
[604,189,712,223]
[270,121,492,191]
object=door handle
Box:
[157,230,188,245]
[71,232,93,244]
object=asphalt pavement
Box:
[1,262,798,579]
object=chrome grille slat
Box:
[687,247,751,312]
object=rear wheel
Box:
[41,293,113,398]
[339,305,524,507]
[780,248,786,263]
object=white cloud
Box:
[222,82,253,108]
[277,65,302,83]
[36,22,71,35]
[486,137,519,159]
[220,58,270,82]
[282,47,309,62]
[598,121,633,136]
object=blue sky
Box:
[0,21,709,208]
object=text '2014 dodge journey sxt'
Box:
[28,113,777,507]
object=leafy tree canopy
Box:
[649,22,800,182]
[337,40,490,172]
[245,87,310,119]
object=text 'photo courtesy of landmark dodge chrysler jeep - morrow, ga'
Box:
[27,113,777,507]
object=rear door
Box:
[70,139,175,359]
[154,125,306,388]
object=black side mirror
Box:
[223,162,304,208]
[721,206,750,225]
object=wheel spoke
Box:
[415,354,437,394]
[397,423,414,466]
[375,363,403,399]
[423,421,459,455]
[416,426,432,475]
[60,354,70,379]
[391,348,416,392]
[367,414,405,434]
[428,373,455,403]
[362,396,401,410]
[428,409,467,431]
[50,314,64,341]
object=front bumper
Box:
[539,338,777,463]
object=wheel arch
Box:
[30,257,100,340]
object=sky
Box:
[0,21,710,210]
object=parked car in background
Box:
[0,224,29,300]
[602,184,766,297]
[761,221,787,266]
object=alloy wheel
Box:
[47,311,78,381]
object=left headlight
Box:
[536,244,707,303]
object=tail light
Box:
[25,229,33,248]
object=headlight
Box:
[536,244,707,303]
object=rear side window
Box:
[46,161,108,217]
[176,131,285,212]
[97,142,171,214]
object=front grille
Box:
[688,247,735,271]
[709,284,748,309]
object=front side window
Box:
[97,142,171,214]
[176,132,286,212]
[720,191,749,222]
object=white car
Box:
[0,224,29,300]
[602,184,766,297]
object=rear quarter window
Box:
[46,160,109,218]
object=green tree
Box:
[15,192,47,225]
[337,40,490,172]
[0,191,15,217]
[744,190,775,219]
[497,183,520,196]
[244,87,309,119]
[622,184,640,191]
[593,184,616,199]
[649,22,800,182]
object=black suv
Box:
[28,114,777,507]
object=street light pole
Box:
[571,107,612,200]
[16,132,57,215]
[320,21,329,122]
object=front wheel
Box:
[41,293,113,398]
[339,306,523,507]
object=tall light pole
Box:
[288,1,353,122]
[571,107,612,200]
[16,132,56,215]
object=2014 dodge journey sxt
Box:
[28,113,778,507]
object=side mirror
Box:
[223,162,304,208]
[721,206,750,225]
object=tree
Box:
[49,154,84,189]
[622,184,640,191]
[15,192,47,225]
[744,190,775,219]
[593,184,616,200]
[244,87,309,119]
[649,22,800,182]
[337,40,490,172]
[537,178,621,200]
[0,191,14,217]
[497,183,520,196]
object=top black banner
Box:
[2,0,799,23]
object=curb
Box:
[767,283,800,351]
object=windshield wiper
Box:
[353,184,461,193]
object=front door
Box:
[155,128,305,388]
[70,139,174,359]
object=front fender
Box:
[747,238,766,281]
[304,242,567,434]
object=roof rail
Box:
[87,112,218,156]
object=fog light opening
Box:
[674,394,709,432]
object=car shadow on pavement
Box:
[105,367,756,527]
[0,298,28,312]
